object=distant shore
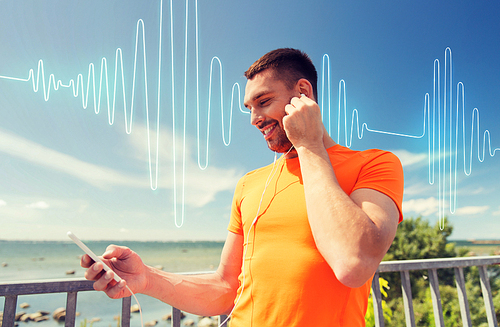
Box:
[0,240,226,327]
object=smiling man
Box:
[82,48,404,326]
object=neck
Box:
[284,134,337,160]
[283,145,297,159]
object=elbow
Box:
[219,283,238,315]
[214,272,239,315]
[332,235,395,288]
[330,255,380,288]
[336,269,371,289]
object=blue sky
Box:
[0,0,499,241]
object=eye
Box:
[259,98,271,106]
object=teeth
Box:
[263,126,273,135]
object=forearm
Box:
[142,266,236,316]
[296,145,390,287]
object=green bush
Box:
[365,277,393,327]
[365,216,500,326]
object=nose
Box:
[250,108,264,126]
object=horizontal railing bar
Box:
[0,272,214,296]
[377,255,500,272]
[0,279,94,296]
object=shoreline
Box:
[0,240,225,327]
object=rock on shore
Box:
[52,308,66,322]
[12,310,51,323]
[197,317,217,327]
[130,304,141,313]
[1,303,224,327]
[162,312,186,321]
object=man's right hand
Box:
[81,244,148,299]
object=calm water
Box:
[0,240,225,327]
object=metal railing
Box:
[2,255,500,327]
[371,255,500,327]
[0,279,227,327]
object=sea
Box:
[0,240,225,327]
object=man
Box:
[82,48,404,326]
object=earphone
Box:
[219,146,294,326]
[70,145,294,327]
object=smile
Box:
[263,126,274,135]
[262,124,276,139]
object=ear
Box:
[295,78,314,100]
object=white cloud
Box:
[127,125,243,207]
[0,199,6,207]
[0,125,241,210]
[470,187,486,195]
[493,206,500,216]
[0,197,51,223]
[181,165,241,207]
[391,149,427,167]
[455,205,489,216]
[26,201,50,209]
[402,197,440,216]
[403,182,434,196]
[0,129,149,189]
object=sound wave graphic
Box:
[320,48,500,228]
[0,0,247,228]
[0,0,498,228]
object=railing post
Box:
[2,295,18,327]
[172,307,182,327]
[371,271,385,327]
[65,291,78,327]
[401,270,416,327]
[121,296,132,327]
[219,315,229,327]
[428,268,444,327]
[479,265,499,327]
[454,267,472,327]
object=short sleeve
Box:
[352,151,404,223]
[227,175,245,235]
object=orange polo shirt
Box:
[227,144,404,326]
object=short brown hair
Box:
[244,48,318,101]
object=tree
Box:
[382,216,459,300]
[366,216,500,326]
[365,277,393,327]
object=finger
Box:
[84,262,104,281]
[92,270,117,292]
[284,103,296,115]
[80,254,94,268]
[102,244,119,258]
[298,94,316,106]
[289,97,308,111]
[102,244,128,260]
[105,280,128,299]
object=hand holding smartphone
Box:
[67,231,122,282]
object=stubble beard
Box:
[266,122,293,153]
